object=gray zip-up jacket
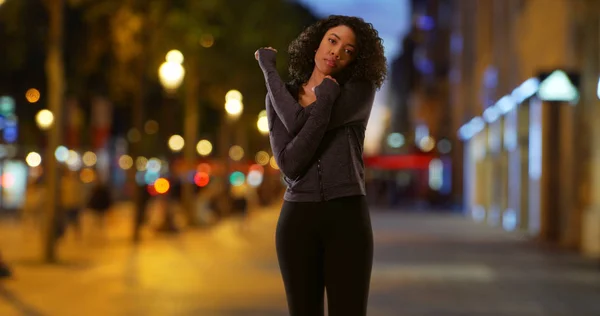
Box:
[257,49,376,202]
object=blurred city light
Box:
[537,70,579,102]
[168,135,184,152]
[229,145,244,161]
[66,150,82,171]
[255,151,270,166]
[225,89,243,102]
[144,171,160,185]
[197,163,211,174]
[159,50,185,93]
[154,178,170,194]
[428,158,443,190]
[511,77,540,103]
[82,151,97,167]
[247,170,263,187]
[196,139,213,156]
[165,50,184,64]
[25,88,41,103]
[249,164,264,174]
[127,128,142,143]
[0,96,15,116]
[269,156,279,170]
[257,115,269,135]
[194,172,210,187]
[437,139,452,154]
[136,156,148,171]
[200,34,214,48]
[25,152,42,167]
[118,155,134,170]
[419,136,435,152]
[597,76,600,100]
[54,146,69,162]
[35,109,54,130]
[146,158,162,173]
[225,99,243,118]
[387,133,405,149]
[144,120,159,134]
[80,168,95,183]
[229,171,245,186]
[2,173,14,188]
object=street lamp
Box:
[157,50,185,233]
[159,50,185,94]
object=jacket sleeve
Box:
[267,79,340,180]
[258,49,315,136]
[327,80,376,130]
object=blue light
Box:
[3,125,17,143]
[417,15,435,31]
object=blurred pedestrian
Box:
[87,178,113,238]
[59,169,84,240]
[255,15,386,316]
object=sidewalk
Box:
[0,201,287,316]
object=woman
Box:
[255,15,386,316]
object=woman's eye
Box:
[345,49,354,55]
[328,38,336,44]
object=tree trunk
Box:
[43,0,65,263]
[183,55,200,226]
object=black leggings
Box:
[276,195,373,316]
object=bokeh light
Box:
[146,158,162,173]
[127,128,141,143]
[168,135,185,152]
[66,150,82,171]
[25,152,42,167]
[247,170,263,187]
[387,133,405,148]
[25,88,41,103]
[55,146,69,162]
[119,155,134,170]
[255,151,270,166]
[82,151,97,167]
[229,171,245,186]
[165,49,184,64]
[270,156,279,170]
[154,178,170,194]
[194,172,210,187]
[36,109,54,130]
[419,136,436,152]
[144,120,159,134]
[225,89,243,102]
[257,116,269,134]
[200,34,214,48]
[136,156,148,171]
[225,99,243,117]
[197,163,211,174]
[196,140,213,156]
[80,168,96,183]
[229,145,244,161]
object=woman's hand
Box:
[323,75,338,85]
[255,47,278,61]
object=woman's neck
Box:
[305,67,327,89]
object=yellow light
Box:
[154,178,170,194]
[258,110,267,118]
[25,88,41,103]
[225,99,243,117]
[127,128,141,143]
[229,145,244,161]
[25,152,42,167]
[168,135,185,152]
[196,139,213,156]
[200,34,214,48]
[136,156,148,171]
[257,116,269,134]
[255,151,270,166]
[165,50,184,64]
[144,120,159,134]
[159,61,185,92]
[419,136,436,152]
[82,151,97,167]
[35,109,54,130]
[225,89,243,102]
[80,168,96,184]
[269,156,279,170]
[119,155,134,170]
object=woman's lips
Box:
[325,59,337,67]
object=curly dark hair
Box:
[287,15,387,89]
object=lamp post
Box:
[158,51,185,232]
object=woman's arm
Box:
[257,49,314,136]
[267,79,340,180]
[258,48,375,133]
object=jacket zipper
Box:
[317,158,325,201]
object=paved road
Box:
[1,203,600,315]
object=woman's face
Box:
[314,25,357,76]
